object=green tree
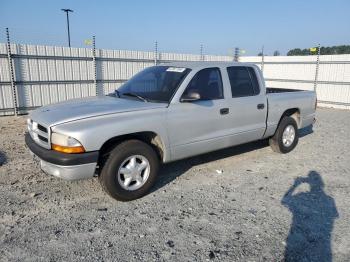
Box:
[287,45,350,56]
[287,48,303,56]
[273,50,280,56]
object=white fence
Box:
[241,55,350,109]
[0,43,349,116]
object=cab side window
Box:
[227,66,260,97]
[183,68,224,100]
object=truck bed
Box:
[266,87,306,94]
[265,88,316,137]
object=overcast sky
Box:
[1,0,349,56]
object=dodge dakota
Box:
[25,62,316,201]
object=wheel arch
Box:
[279,108,301,128]
[97,131,166,173]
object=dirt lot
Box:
[0,108,349,261]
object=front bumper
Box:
[25,133,99,180]
[39,160,97,180]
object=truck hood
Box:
[29,96,167,127]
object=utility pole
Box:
[5,28,18,116]
[261,45,265,73]
[93,36,98,95]
[314,44,321,91]
[61,9,73,47]
[154,41,158,65]
[234,47,240,62]
[200,44,204,61]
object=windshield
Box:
[117,66,191,103]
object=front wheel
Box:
[99,140,160,201]
[269,116,299,154]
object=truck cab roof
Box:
[160,61,258,70]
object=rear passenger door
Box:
[224,66,267,144]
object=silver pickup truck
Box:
[25,62,316,201]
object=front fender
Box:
[51,108,171,161]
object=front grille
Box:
[37,124,47,133]
[38,134,48,143]
[27,119,50,149]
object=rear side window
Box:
[247,67,260,94]
[183,67,224,100]
[227,66,260,97]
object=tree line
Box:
[257,45,350,56]
[258,50,280,56]
[287,45,350,56]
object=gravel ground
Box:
[0,108,349,262]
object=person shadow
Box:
[282,171,339,262]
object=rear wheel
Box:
[269,116,299,154]
[99,140,159,201]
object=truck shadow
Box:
[299,125,314,138]
[0,150,7,166]
[152,139,269,192]
[153,125,314,192]
[282,171,338,261]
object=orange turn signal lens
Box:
[52,144,85,154]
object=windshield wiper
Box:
[108,90,121,98]
[121,92,148,102]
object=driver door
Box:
[166,67,231,161]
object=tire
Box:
[269,116,299,154]
[99,140,159,201]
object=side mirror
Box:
[180,91,201,102]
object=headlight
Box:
[51,132,85,153]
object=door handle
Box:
[257,104,265,110]
[220,108,229,115]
